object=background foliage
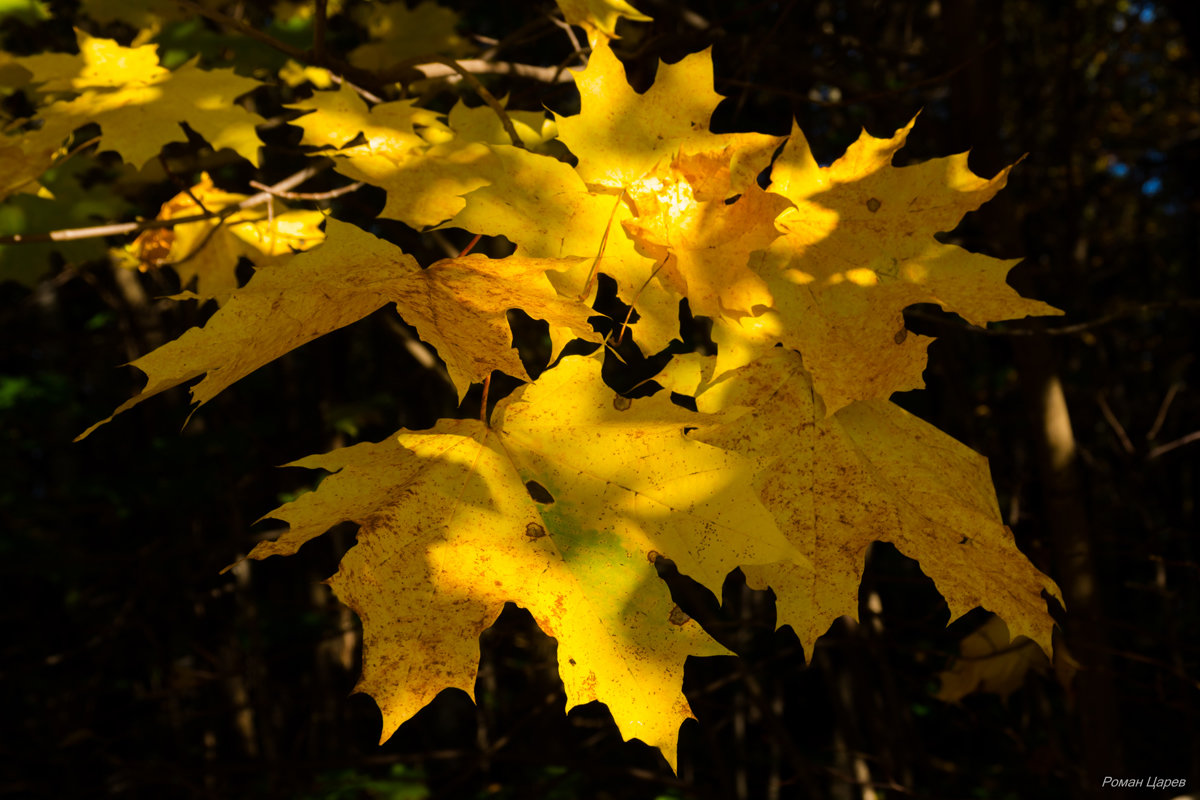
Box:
[1,1,1197,798]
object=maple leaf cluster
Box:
[3,0,1065,771]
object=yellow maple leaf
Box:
[446,72,783,350]
[555,39,729,192]
[935,616,1051,702]
[754,118,1062,412]
[445,99,558,148]
[440,143,681,350]
[17,30,166,92]
[116,173,325,303]
[244,355,804,770]
[83,221,604,434]
[690,349,1062,658]
[382,254,602,400]
[80,219,418,439]
[348,1,473,70]
[0,126,66,200]
[290,84,490,228]
[17,31,265,167]
[622,148,792,318]
[554,0,651,41]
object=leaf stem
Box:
[480,374,491,427]
[458,234,483,257]
[577,191,626,302]
[419,56,526,149]
[617,254,670,346]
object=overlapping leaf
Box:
[554,0,651,40]
[16,31,265,167]
[748,119,1063,412]
[246,355,804,769]
[348,1,473,70]
[114,173,325,303]
[290,84,490,228]
[441,143,680,350]
[687,348,1062,656]
[385,253,602,400]
[80,220,603,436]
[79,219,415,439]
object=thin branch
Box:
[618,254,670,346]
[158,154,211,214]
[1097,391,1134,455]
[174,0,307,62]
[173,0,380,92]
[411,59,576,83]
[1148,430,1200,460]
[1146,382,1182,441]
[576,191,626,302]
[247,179,364,201]
[550,15,584,56]
[0,163,331,245]
[904,299,1200,337]
[411,56,525,148]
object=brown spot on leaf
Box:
[613,395,632,411]
[647,550,662,564]
[525,480,554,504]
[525,522,546,540]
[668,604,691,626]
[894,327,908,344]
[569,658,576,666]
[867,197,882,213]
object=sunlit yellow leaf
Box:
[247,356,802,770]
[555,39,726,191]
[757,118,1062,411]
[16,32,266,167]
[554,0,651,41]
[79,219,417,439]
[691,349,1061,657]
[290,84,490,228]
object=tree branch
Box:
[904,299,1200,337]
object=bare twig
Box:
[904,299,1200,337]
[173,0,380,91]
[1148,430,1200,460]
[158,154,211,214]
[1097,391,1135,455]
[410,59,576,83]
[409,56,525,148]
[550,15,584,56]
[175,0,307,62]
[1147,382,1182,441]
[247,179,364,201]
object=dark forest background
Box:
[1,1,1197,798]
